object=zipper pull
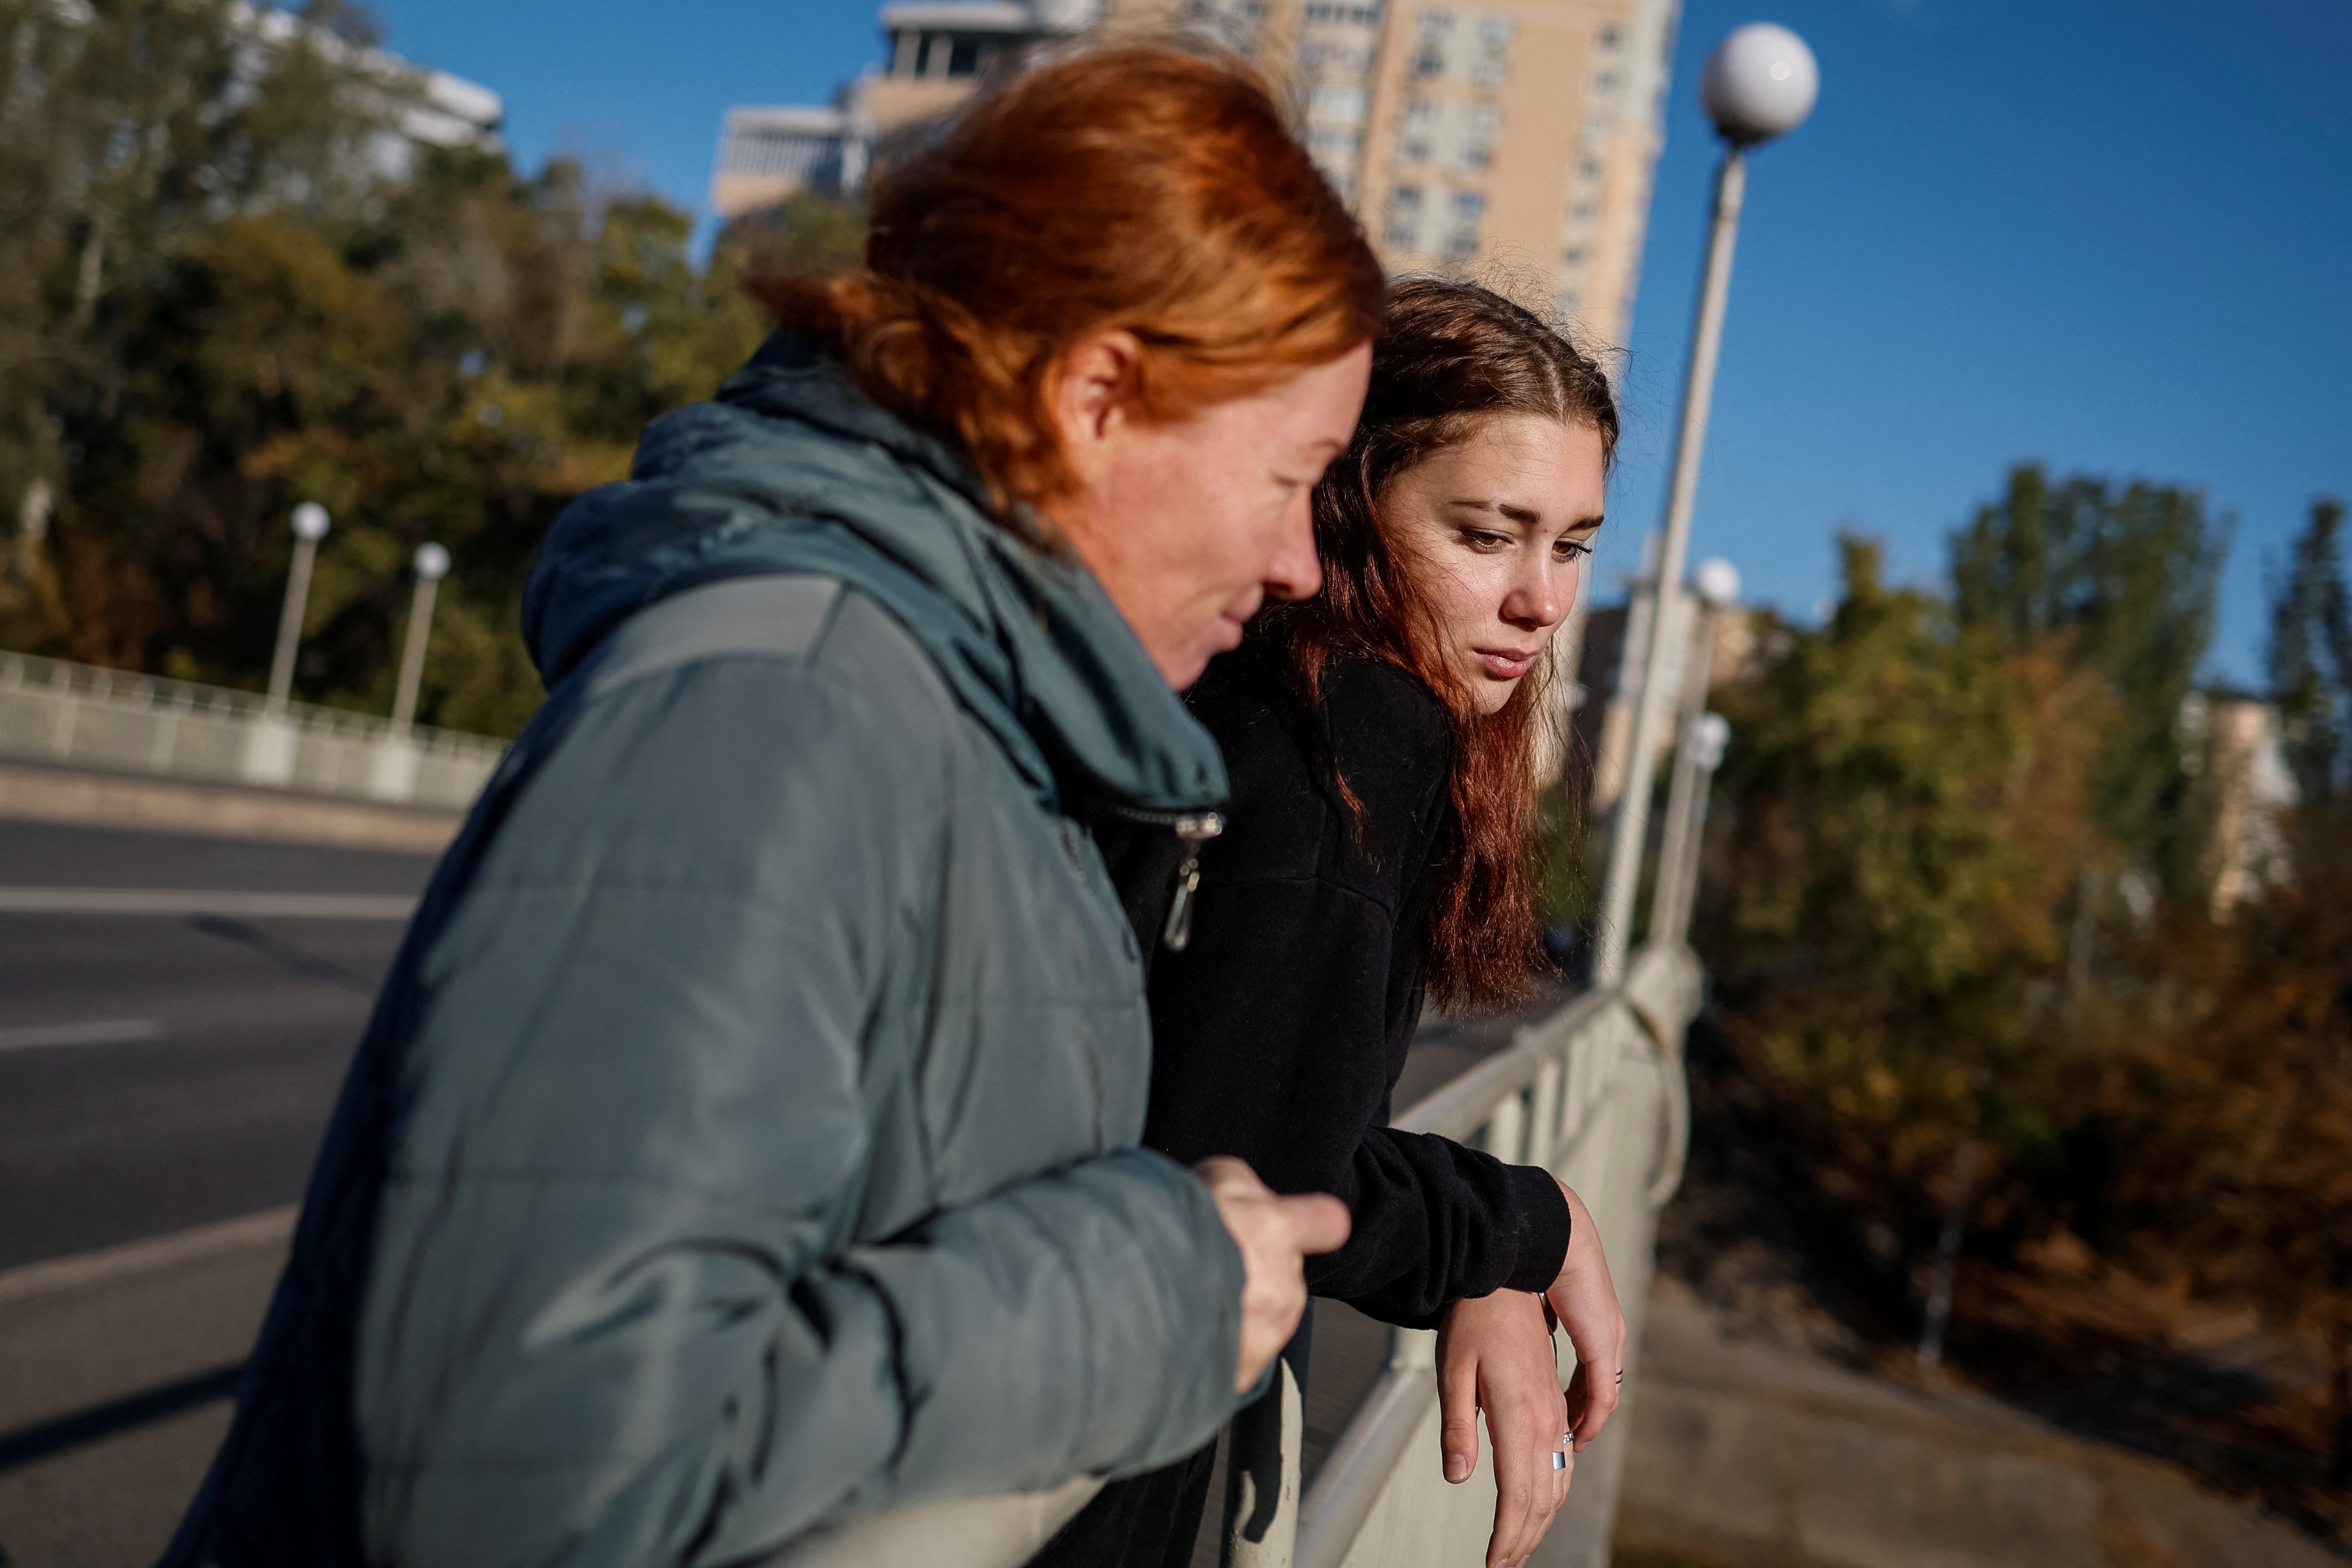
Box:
[1160,811,1225,952]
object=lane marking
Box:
[0,1019,163,1054]
[0,887,417,919]
[0,1206,298,1307]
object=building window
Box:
[1310,85,1368,120]
[1598,25,1620,49]
[947,36,984,76]
[1454,189,1485,218]
[1447,227,1479,261]
[1461,142,1490,169]
[1563,245,1587,265]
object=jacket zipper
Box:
[1104,804,1226,952]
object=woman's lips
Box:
[1474,647,1537,680]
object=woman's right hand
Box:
[1196,1156,1352,1391]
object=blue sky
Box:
[370,0,2351,684]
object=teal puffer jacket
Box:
[163,336,1248,1567]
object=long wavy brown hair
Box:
[1271,279,1618,1009]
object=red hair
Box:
[748,47,1385,520]
[1270,280,1619,1010]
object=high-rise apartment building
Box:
[716,0,1676,345]
[1101,0,1679,345]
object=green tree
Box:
[0,3,774,736]
[717,188,871,276]
[1950,465,2225,895]
[2267,497,2351,810]
[1704,536,2106,1187]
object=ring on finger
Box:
[1550,1450,1568,1470]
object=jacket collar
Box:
[523,335,1227,813]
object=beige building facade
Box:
[1102,0,1680,348]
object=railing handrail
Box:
[1393,989,1616,1142]
[1273,941,1704,1568]
[0,647,507,758]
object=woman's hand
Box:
[1546,1178,1626,1452]
[1196,1156,1352,1391]
[1436,1289,1570,1568]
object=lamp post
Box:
[369,542,450,803]
[389,542,450,736]
[1649,558,1742,945]
[265,502,331,715]
[1593,23,1817,986]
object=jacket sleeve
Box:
[354,653,1245,1568]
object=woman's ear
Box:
[1052,330,1146,493]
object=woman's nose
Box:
[1264,489,1323,602]
[1503,560,1569,629]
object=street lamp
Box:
[265,502,331,715]
[389,542,450,736]
[1593,23,1817,986]
[1649,558,1743,945]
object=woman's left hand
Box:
[1545,1178,1627,1453]
[1435,1289,1571,1568]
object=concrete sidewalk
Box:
[0,1214,291,1568]
[0,761,462,852]
[1613,1276,2347,1568]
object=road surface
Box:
[0,819,429,1273]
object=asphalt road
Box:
[0,818,432,1272]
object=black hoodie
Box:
[1105,639,1572,1330]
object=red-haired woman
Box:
[165,50,1379,1568]
[1042,279,1626,1568]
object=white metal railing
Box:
[0,649,505,811]
[1229,941,1705,1568]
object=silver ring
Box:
[1561,1431,1573,1446]
[1550,1450,1568,1470]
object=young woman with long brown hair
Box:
[1038,278,1625,1568]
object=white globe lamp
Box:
[1693,556,1743,609]
[1699,23,1819,146]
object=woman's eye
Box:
[1555,538,1595,562]
[1459,529,1510,551]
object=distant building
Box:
[230,6,503,177]
[1569,587,1754,810]
[712,0,1680,348]
[711,0,1088,217]
[2183,694,2297,917]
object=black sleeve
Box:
[1127,652,1572,1333]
